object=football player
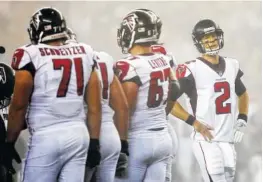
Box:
[150,14,213,182]
[5,7,102,182]
[0,55,20,182]
[114,9,180,182]
[172,19,249,182]
[65,28,129,182]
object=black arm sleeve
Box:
[178,74,198,114]
[235,69,246,96]
[19,61,36,78]
[178,74,195,98]
[122,76,142,86]
[168,80,181,101]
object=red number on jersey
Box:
[53,58,84,97]
[98,62,109,99]
[214,81,231,114]
[147,68,170,108]
[74,58,84,96]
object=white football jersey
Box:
[176,56,242,142]
[11,42,95,131]
[94,51,115,123]
[115,53,173,132]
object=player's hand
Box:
[86,139,101,168]
[115,140,129,178]
[234,119,247,143]
[193,120,214,141]
[0,142,21,174]
[115,153,128,178]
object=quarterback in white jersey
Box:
[174,19,249,182]
[114,9,181,182]
[6,8,102,182]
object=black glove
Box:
[115,140,129,178]
[0,142,21,174]
[0,164,13,182]
[86,139,101,168]
[90,167,97,182]
[120,140,129,156]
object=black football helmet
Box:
[0,63,14,109]
[117,9,160,54]
[28,7,67,44]
[135,9,162,39]
[192,19,224,55]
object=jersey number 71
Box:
[53,58,84,97]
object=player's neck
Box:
[202,54,220,64]
[45,40,64,46]
[129,45,152,56]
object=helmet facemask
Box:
[0,97,11,110]
[195,31,224,55]
[117,24,136,54]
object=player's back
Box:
[94,51,115,123]
[12,42,95,131]
[116,53,172,132]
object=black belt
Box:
[148,127,165,131]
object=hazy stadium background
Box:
[0,1,261,182]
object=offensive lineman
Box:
[66,28,129,182]
[4,7,102,182]
[172,19,249,182]
[115,9,178,182]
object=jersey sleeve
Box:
[97,51,114,69]
[176,64,196,98]
[115,60,142,86]
[168,54,177,71]
[79,43,96,71]
[11,47,36,77]
[235,67,246,96]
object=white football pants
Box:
[193,141,236,182]
[165,122,178,182]
[85,122,121,182]
[116,128,172,182]
[21,122,89,182]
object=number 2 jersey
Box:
[11,42,95,131]
[176,56,246,142]
[115,53,174,132]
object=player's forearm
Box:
[86,71,102,139]
[165,100,176,115]
[7,104,27,143]
[171,101,190,121]
[238,91,249,115]
[170,101,196,126]
[87,110,101,139]
[114,111,129,140]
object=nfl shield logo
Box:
[0,66,6,84]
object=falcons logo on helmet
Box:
[0,66,6,84]
[123,14,137,31]
[32,11,42,30]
